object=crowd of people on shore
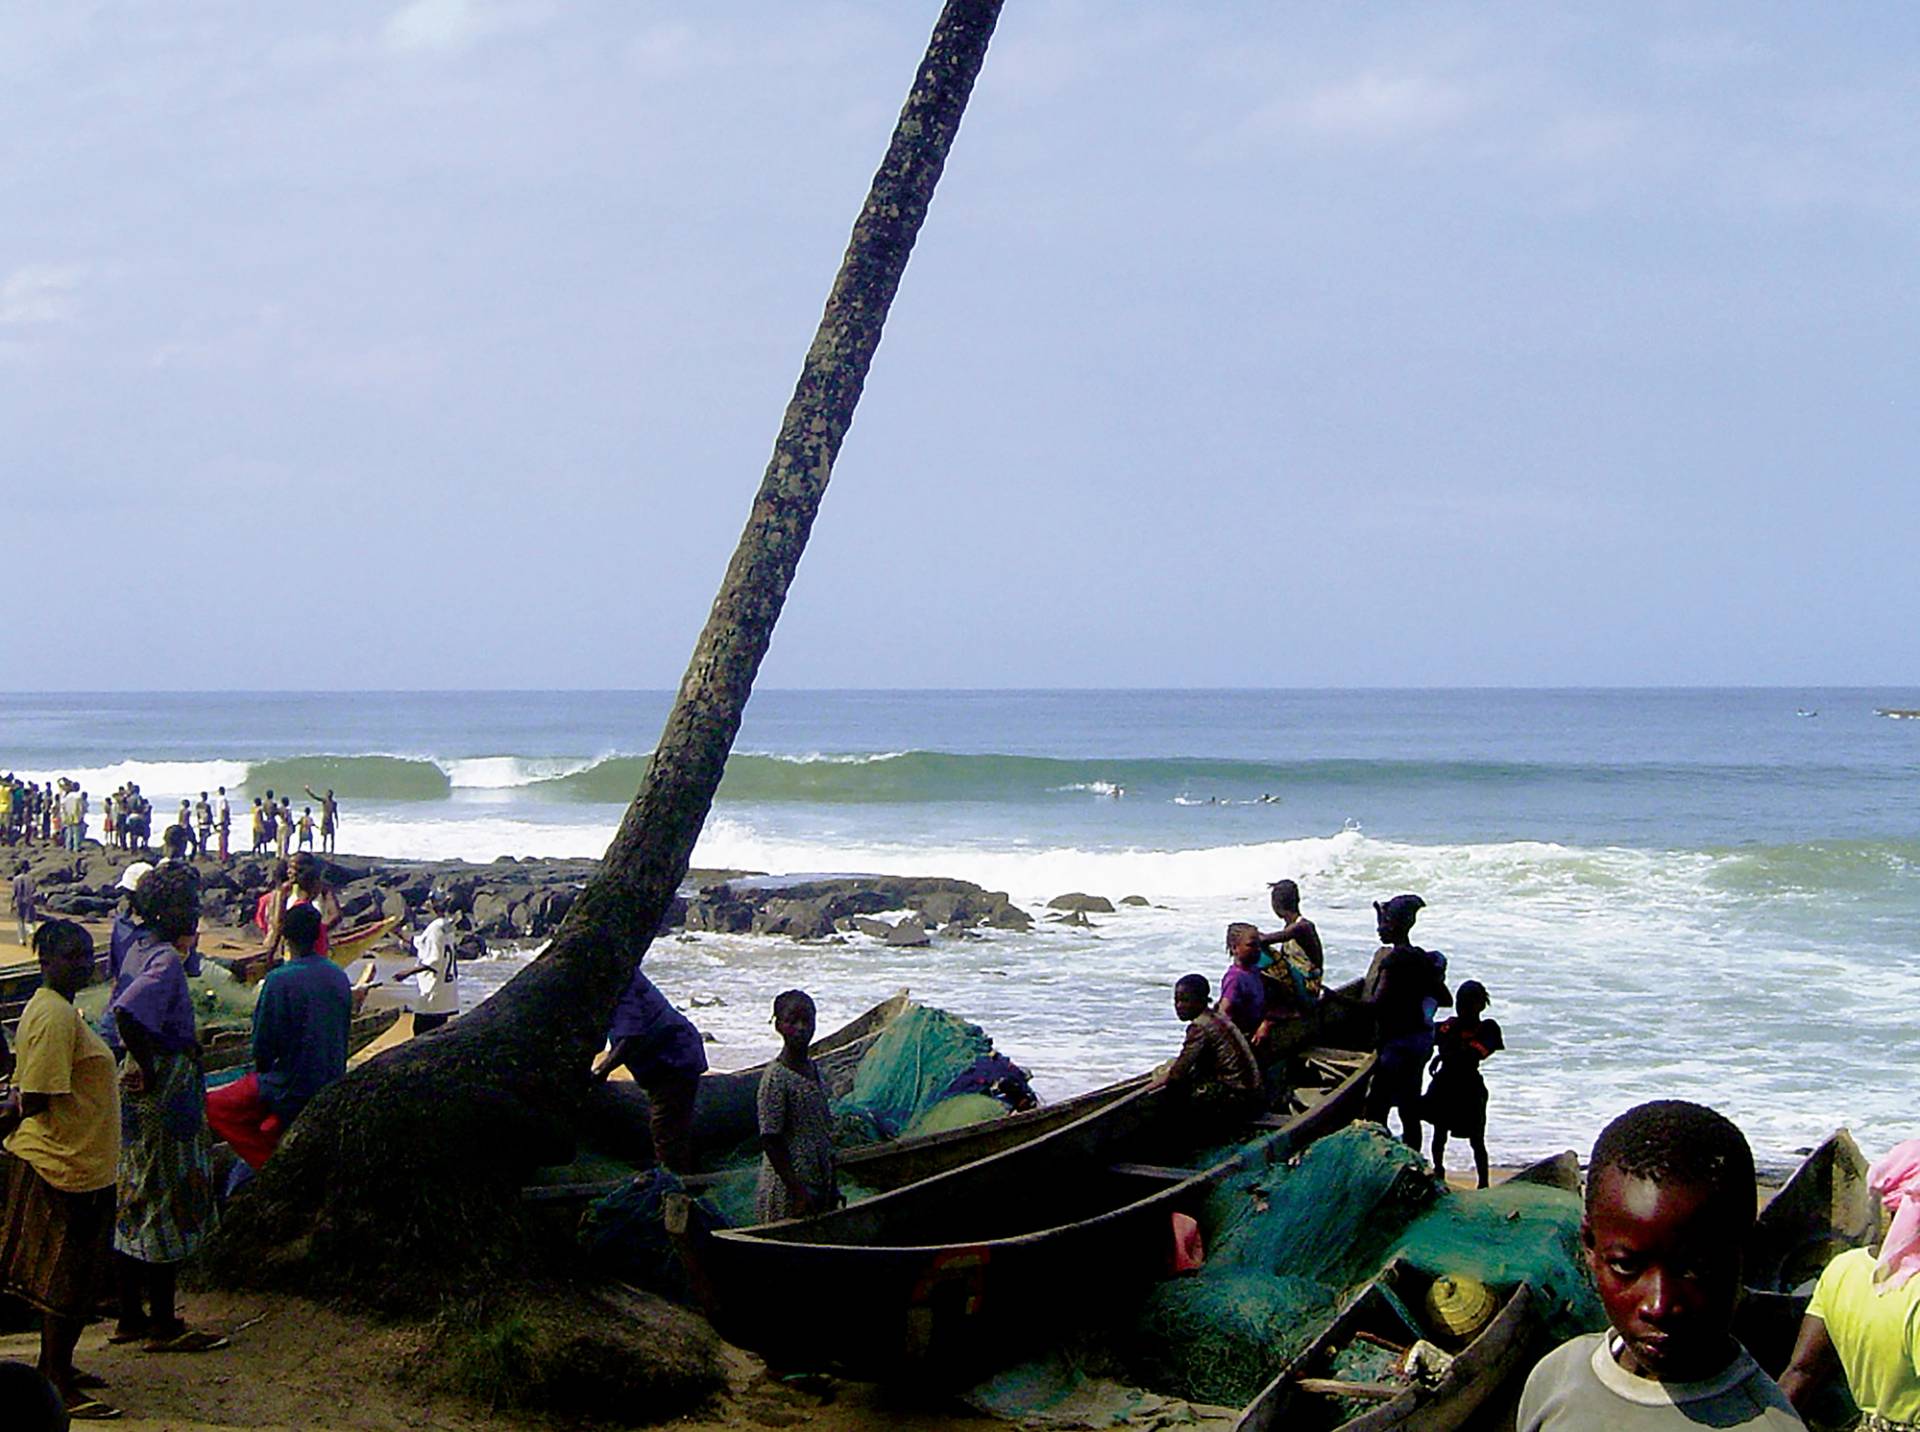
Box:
[0,779,343,868]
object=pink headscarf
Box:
[1869,1139,1920,1291]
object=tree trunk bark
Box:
[204,0,1005,1307]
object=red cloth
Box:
[204,1073,286,1170]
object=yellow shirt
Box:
[1807,1245,1920,1421]
[4,986,120,1193]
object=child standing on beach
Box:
[1517,1099,1802,1430]
[754,990,838,1222]
[1425,979,1503,1188]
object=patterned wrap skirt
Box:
[115,1048,216,1265]
[0,1150,115,1318]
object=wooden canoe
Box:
[675,1044,1375,1379]
[326,914,403,966]
[199,1005,401,1077]
[1737,1128,1876,1376]
[1504,1150,1581,1194]
[536,977,1369,1208]
[1234,1256,1539,1432]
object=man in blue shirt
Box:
[205,904,359,1168]
[590,965,708,1173]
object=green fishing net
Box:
[834,1004,993,1137]
[74,961,259,1036]
[902,1091,1008,1138]
[1391,1178,1603,1346]
[1130,1126,1434,1404]
[1117,1126,1604,1408]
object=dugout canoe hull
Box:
[551,980,1368,1203]
[679,1045,1375,1379]
[1235,1257,1539,1432]
[199,1005,401,1077]
[1737,1128,1875,1376]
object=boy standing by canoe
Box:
[1517,1100,1802,1430]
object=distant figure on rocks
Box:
[303,787,338,854]
[1258,878,1324,1019]
[175,802,194,858]
[192,793,212,861]
[388,893,458,1033]
[11,862,36,946]
[755,990,838,1222]
[250,798,267,855]
[296,808,314,851]
[590,965,709,1174]
[158,824,191,866]
[261,853,341,969]
[273,802,292,860]
[215,787,231,862]
[1361,893,1451,1149]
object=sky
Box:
[2,1,1915,689]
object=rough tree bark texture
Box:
[205,0,1005,1307]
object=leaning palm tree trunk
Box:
[204,0,1005,1306]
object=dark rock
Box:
[470,892,514,936]
[1046,892,1114,914]
[1119,895,1151,907]
[983,899,1034,931]
[884,917,931,947]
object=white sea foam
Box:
[442,755,603,789]
[10,759,252,804]
[306,806,1918,1169]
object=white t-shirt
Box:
[412,917,459,1014]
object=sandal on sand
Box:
[143,1329,230,1353]
[65,1396,123,1420]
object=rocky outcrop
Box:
[1046,891,1115,914]
[4,842,1038,955]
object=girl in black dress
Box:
[1425,979,1503,1187]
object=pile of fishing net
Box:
[75,959,259,1039]
[832,1003,1022,1139]
[979,1125,1604,1418]
[1128,1125,1436,1405]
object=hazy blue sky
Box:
[4,2,1915,688]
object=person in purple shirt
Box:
[590,965,709,1174]
[104,862,225,1353]
[1219,922,1269,1048]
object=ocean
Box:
[7,687,1918,1171]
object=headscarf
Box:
[1868,1139,1920,1291]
